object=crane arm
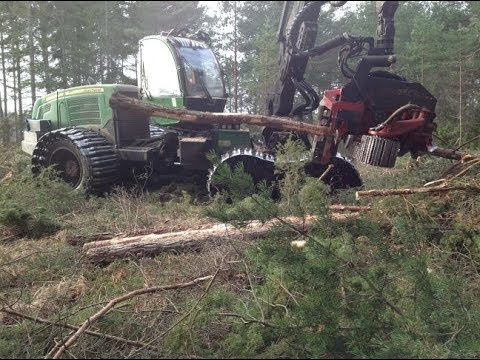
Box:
[266,1,399,117]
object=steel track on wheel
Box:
[207,148,276,198]
[32,128,119,193]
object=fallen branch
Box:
[47,275,213,359]
[441,155,480,179]
[318,164,334,182]
[45,332,74,359]
[356,185,480,200]
[82,213,359,263]
[219,312,277,328]
[329,205,371,211]
[448,158,480,180]
[129,269,219,357]
[1,308,157,351]
[423,179,447,187]
[428,147,469,161]
[110,93,333,137]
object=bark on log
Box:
[109,93,333,137]
[82,213,359,263]
[356,185,480,200]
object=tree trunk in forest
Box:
[104,1,110,82]
[16,52,23,141]
[59,7,67,88]
[99,51,104,83]
[428,147,468,161]
[233,1,238,113]
[1,32,7,116]
[39,24,51,93]
[28,3,36,106]
[12,64,17,141]
[458,58,462,146]
[112,96,479,153]
[83,214,359,263]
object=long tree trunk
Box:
[0,31,4,143]
[355,185,480,200]
[109,93,333,137]
[59,6,67,88]
[17,54,23,136]
[99,50,104,83]
[0,42,3,118]
[12,63,17,141]
[1,32,7,116]
[104,0,110,82]
[39,24,51,93]
[28,3,36,106]
[233,1,238,112]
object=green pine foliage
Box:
[195,141,480,358]
[0,149,83,238]
[1,2,480,358]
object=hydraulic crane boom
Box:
[265,1,438,174]
[267,1,399,117]
[375,1,399,55]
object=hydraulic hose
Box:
[371,103,422,131]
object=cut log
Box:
[356,185,480,200]
[82,213,359,263]
[109,93,333,137]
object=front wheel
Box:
[32,128,119,194]
[47,137,88,189]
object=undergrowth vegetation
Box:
[1,142,480,358]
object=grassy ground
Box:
[1,143,479,358]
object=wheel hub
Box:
[50,148,82,187]
[64,159,80,179]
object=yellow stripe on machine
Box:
[44,87,105,102]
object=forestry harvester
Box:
[22,1,457,196]
[21,32,267,194]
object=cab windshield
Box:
[178,47,225,98]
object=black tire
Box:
[304,156,362,191]
[46,137,89,189]
[32,128,119,194]
[207,148,277,200]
